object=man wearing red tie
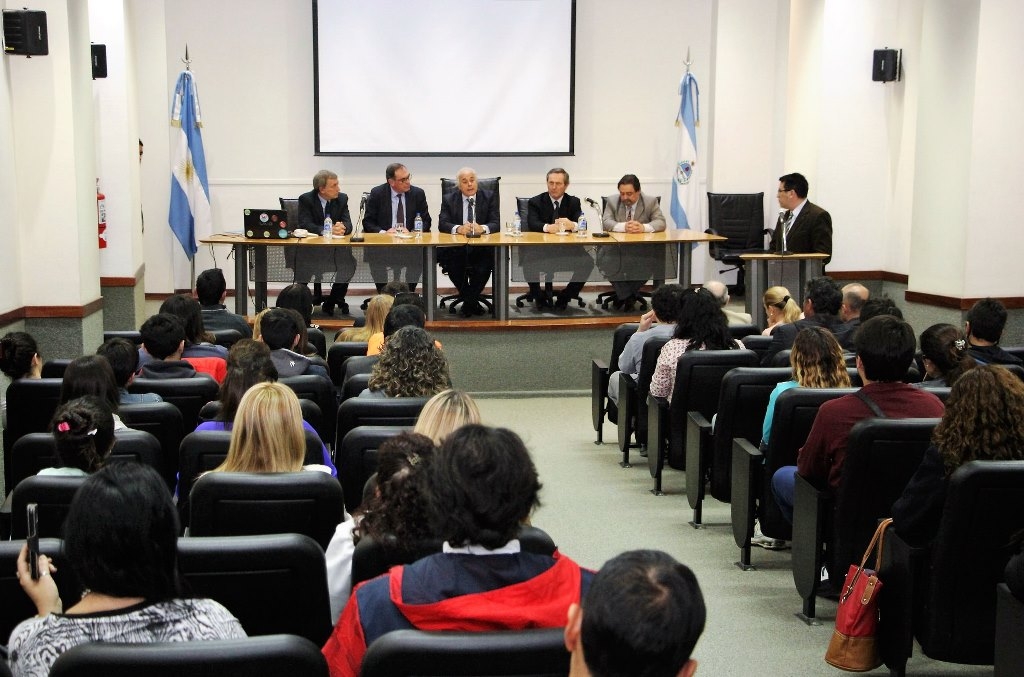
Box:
[768,172,832,266]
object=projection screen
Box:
[313,0,575,156]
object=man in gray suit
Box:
[598,175,667,310]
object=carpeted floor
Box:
[476,396,993,677]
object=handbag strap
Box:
[859,517,893,571]
[855,390,887,418]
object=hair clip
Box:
[954,338,966,351]
[408,453,421,466]
[57,421,71,432]
[87,428,98,437]
[782,295,790,304]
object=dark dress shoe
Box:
[339,302,350,315]
[554,295,569,311]
[321,301,335,316]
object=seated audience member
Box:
[96,337,162,404]
[195,340,335,475]
[564,549,706,677]
[258,308,331,380]
[361,326,450,399]
[858,296,903,322]
[770,316,945,524]
[761,286,801,336]
[325,433,437,622]
[195,267,252,338]
[211,381,331,474]
[965,297,1023,366]
[138,314,206,381]
[1,331,42,428]
[704,280,753,326]
[39,396,115,476]
[148,294,228,363]
[9,462,245,677]
[336,294,393,343]
[413,389,481,444]
[834,282,870,351]
[608,283,684,405]
[250,308,270,342]
[59,355,127,431]
[753,327,851,550]
[760,276,843,366]
[322,424,594,677]
[282,307,328,363]
[366,303,429,357]
[650,288,744,404]
[917,323,976,388]
[892,366,1024,546]
[382,280,410,297]
[276,282,319,332]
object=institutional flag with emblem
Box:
[168,70,210,259]
[670,69,700,231]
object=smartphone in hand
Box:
[27,502,40,580]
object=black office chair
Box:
[326,341,370,387]
[189,471,345,550]
[705,192,766,294]
[210,328,244,349]
[9,429,163,488]
[2,378,63,493]
[437,176,500,315]
[49,634,329,677]
[10,475,86,538]
[119,401,185,491]
[879,460,1024,676]
[337,425,409,513]
[127,376,219,433]
[791,417,938,623]
[360,627,568,677]
[0,538,78,644]
[591,323,639,444]
[335,396,429,450]
[177,533,334,645]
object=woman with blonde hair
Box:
[413,389,481,444]
[214,381,330,474]
[762,286,802,335]
[894,366,1024,546]
[336,294,394,342]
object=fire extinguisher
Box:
[97,179,107,249]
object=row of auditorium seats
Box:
[590,322,1024,673]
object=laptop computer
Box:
[243,208,293,239]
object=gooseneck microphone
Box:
[351,192,369,242]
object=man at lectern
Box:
[768,172,832,265]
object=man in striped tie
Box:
[768,172,832,265]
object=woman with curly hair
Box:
[650,288,743,403]
[893,365,1024,546]
[324,432,436,622]
[761,326,851,446]
[360,326,450,398]
[761,286,802,336]
[336,294,393,343]
[918,323,976,388]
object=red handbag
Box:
[825,518,892,671]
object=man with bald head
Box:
[703,280,752,326]
[836,282,870,350]
[438,167,499,316]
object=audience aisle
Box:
[476,396,991,677]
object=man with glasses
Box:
[768,172,832,265]
[363,162,432,291]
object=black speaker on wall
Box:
[2,9,48,56]
[91,44,107,79]
[872,48,901,82]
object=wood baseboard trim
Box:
[828,270,909,284]
[904,291,1024,311]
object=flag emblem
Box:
[675,161,695,185]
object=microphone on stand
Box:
[351,192,369,243]
[779,209,790,255]
[584,197,602,219]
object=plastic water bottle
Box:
[512,212,522,237]
[322,216,333,240]
[414,213,424,238]
[576,216,588,238]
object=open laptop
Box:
[243,208,293,239]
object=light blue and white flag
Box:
[168,71,210,259]
[670,71,700,231]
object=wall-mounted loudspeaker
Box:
[872,48,900,82]
[2,9,48,56]
[91,44,107,79]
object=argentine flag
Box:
[168,71,210,259]
[670,71,700,231]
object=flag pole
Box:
[182,43,195,289]
[182,44,191,72]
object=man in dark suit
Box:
[768,172,832,265]
[296,170,356,315]
[525,168,595,310]
[362,162,432,292]
[438,167,499,317]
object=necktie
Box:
[553,200,560,216]
[467,197,475,224]
[323,200,331,221]
[783,210,793,234]
[396,195,405,227]
[627,206,634,222]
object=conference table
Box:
[201,229,724,321]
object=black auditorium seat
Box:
[591,323,638,445]
[334,396,429,450]
[337,425,409,513]
[127,376,219,433]
[615,336,669,468]
[326,341,370,387]
[10,475,86,538]
[119,402,185,491]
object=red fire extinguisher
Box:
[97,179,107,249]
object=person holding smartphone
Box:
[10,463,246,677]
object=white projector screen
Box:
[313,0,575,156]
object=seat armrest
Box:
[591,359,609,432]
[731,438,762,550]
[879,529,929,674]
[617,373,639,454]
[792,473,830,604]
[646,394,670,479]
[685,412,713,510]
